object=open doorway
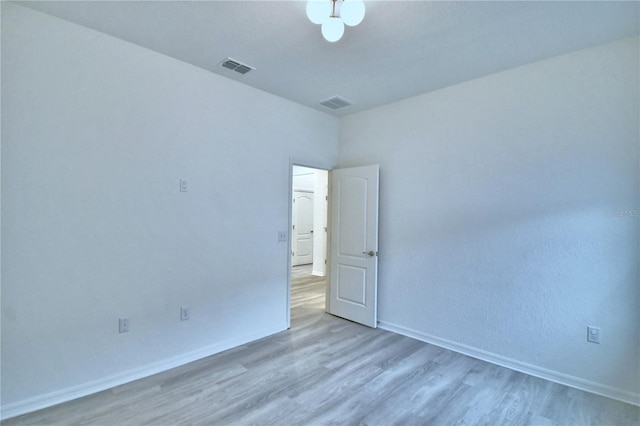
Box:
[290,165,329,325]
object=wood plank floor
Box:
[3,264,638,425]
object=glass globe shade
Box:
[307,0,331,25]
[321,17,344,42]
[340,0,365,27]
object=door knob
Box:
[363,250,375,257]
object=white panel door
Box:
[292,190,314,266]
[328,165,379,328]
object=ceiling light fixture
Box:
[306,0,365,42]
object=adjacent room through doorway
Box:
[290,165,329,320]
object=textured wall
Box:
[1,3,337,411]
[339,36,639,400]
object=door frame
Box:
[286,159,332,328]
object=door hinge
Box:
[292,225,296,230]
[324,227,327,232]
[325,195,328,201]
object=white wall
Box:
[340,36,639,403]
[1,3,338,416]
[292,166,315,191]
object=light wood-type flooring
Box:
[3,265,639,425]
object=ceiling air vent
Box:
[320,96,354,110]
[220,58,254,75]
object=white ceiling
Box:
[17,1,640,116]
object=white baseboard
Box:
[1,325,286,421]
[311,270,325,277]
[378,320,639,407]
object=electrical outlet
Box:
[587,326,600,344]
[119,318,130,333]
[181,306,190,321]
[278,231,287,242]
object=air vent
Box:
[320,96,355,110]
[220,58,254,75]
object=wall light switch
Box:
[180,306,190,321]
[587,326,600,344]
[180,179,188,192]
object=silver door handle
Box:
[363,251,375,257]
